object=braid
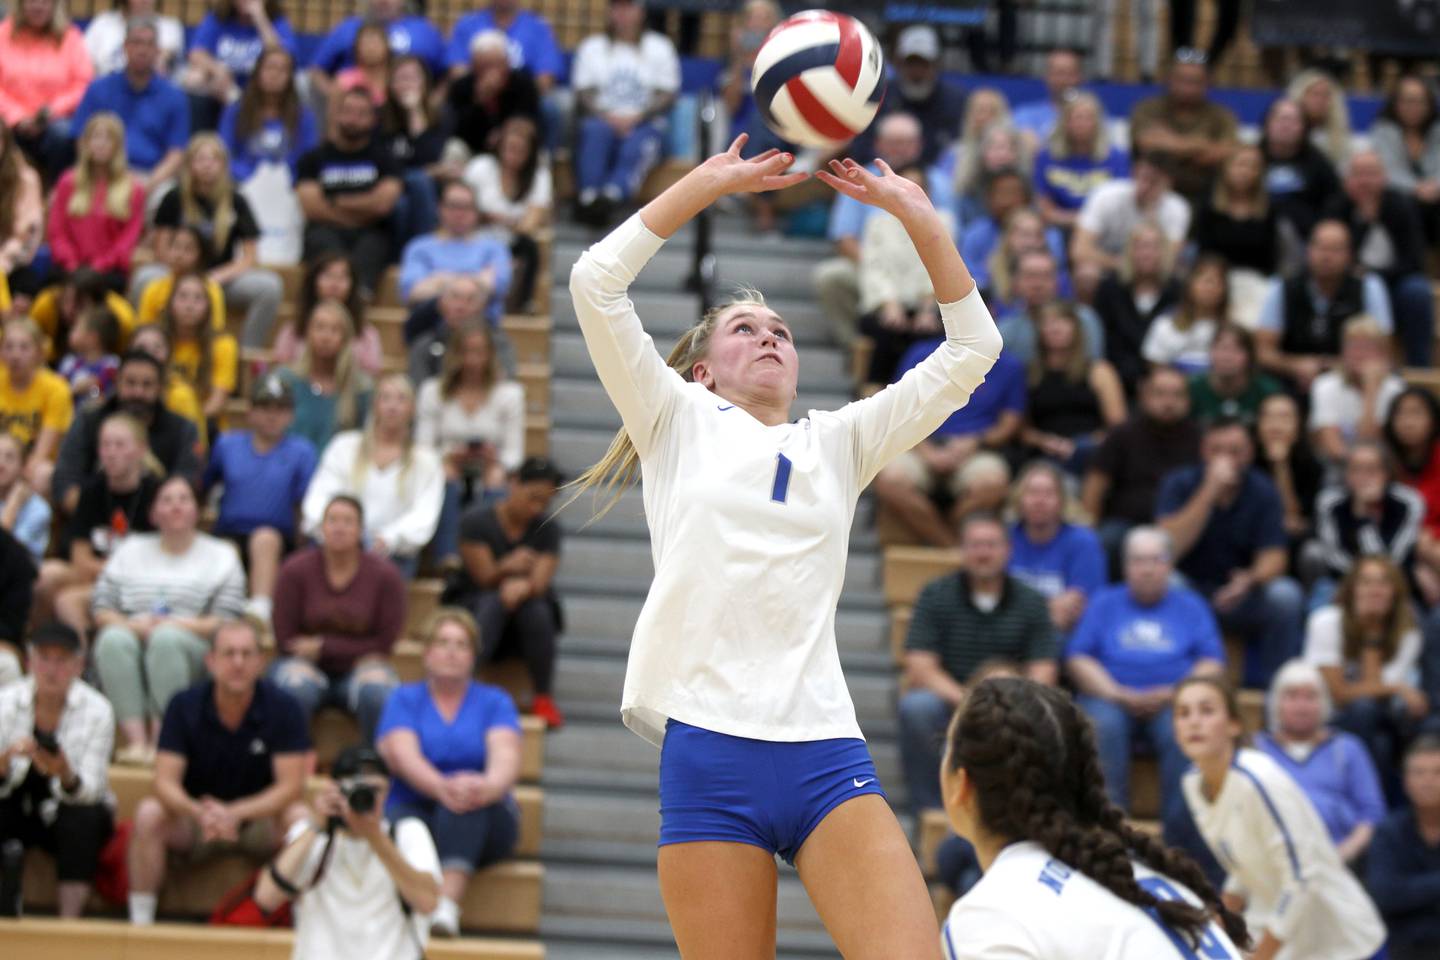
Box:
[947,679,1251,952]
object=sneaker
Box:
[530,694,566,730]
[429,898,460,938]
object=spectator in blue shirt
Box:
[1010,49,1085,144]
[1007,461,1106,635]
[183,0,296,130]
[1156,416,1304,688]
[217,45,317,181]
[446,0,561,89]
[309,0,445,107]
[376,607,523,938]
[1066,525,1225,815]
[1367,734,1440,960]
[398,180,511,330]
[873,346,1024,547]
[1255,659,1387,864]
[71,18,188,189]
[812,113,923,348]
[960,169,1068,294]
[994,249,1105,366]
[1033,90,1129,232]
[202,374,317,626]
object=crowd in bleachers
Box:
[1,0,1440,955]
[813,28,1440,960]
[0,0,588,943]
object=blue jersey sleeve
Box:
[1185,590,1225,662]
[487,686,523,733]
[446,14,481,68]
[1065,589,1106,659]
[164,86,191,150]
[525,17,562,77]
[271,18,298,54]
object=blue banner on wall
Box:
[1251,0,1440,57]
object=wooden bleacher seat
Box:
[503,316,552,368]
[4,918,546,960]
[882,546,963,608]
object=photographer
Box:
[0,622,115,918]
[254,745,441,960]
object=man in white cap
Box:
[849,24,966,169]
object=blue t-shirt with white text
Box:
[1008,522,1107,601]
[446,10,562,76]
[311,15,446,76]
[1066,583,1225,688]
[190,14,298,87]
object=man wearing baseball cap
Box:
[203,373,318,625]
[850,24,966,169]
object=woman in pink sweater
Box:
[0,0,94,175]
[47,112,146,281]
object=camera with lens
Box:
[342,780,378,815]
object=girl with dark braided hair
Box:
[940,676,1248,959]
[1174,675,1388,960]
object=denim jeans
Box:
[1075,695,1188,817]
[574,116,665,200]
[1213,576,1305,689]
[390,796,519,874]
[1389,272,1436,368]
[267,657,398,744]
[896,688,953,813]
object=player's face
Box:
[938,743,979,842]
[1173,684,1239,763]
[1404,750,1440,811]
[693,305,798,408]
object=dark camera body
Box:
[343,782,377,815]
[32,729,59,754]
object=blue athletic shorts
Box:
[657,718,886,865]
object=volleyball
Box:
[750,10,887,150]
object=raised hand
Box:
[816,158,935,222]
[699,134,810,198]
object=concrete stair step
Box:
[553,216,834,260]
[550,378,854,431]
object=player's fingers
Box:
[760,171,810,191]
[749,147,781,164]
[727,133,748,156]
[874,158,896,178]
[815,170,863,197]
[759,151,794,173]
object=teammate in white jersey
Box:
[939,676,1250,959]
[569,136,1002,958]
[1174,675,1388,960]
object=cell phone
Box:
[32,729,59,754]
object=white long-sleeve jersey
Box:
[941,841,1243,959]
[1182,748,1386,960]
[570,214,1001,746]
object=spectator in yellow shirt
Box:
[29,267,135,363]
[0,317,73,491]
[134,224,227,330]
[162,273,236,423]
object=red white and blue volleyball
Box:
[751,10,887,149]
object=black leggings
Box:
[0,769,113,883]
[506,233,540,314]
[473,593,558,695]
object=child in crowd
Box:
[57,306,121,403]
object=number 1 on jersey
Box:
[771,453,792,504]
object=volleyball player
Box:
[568,135,1001,958]
[1174,675,1388,960]
[939,676,1248,958]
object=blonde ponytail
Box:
[567,291,767,520]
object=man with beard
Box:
[296,88,403,297]
[50,351,200,515]
[849,26,965,169]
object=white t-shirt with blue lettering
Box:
[942,841,1242,959]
